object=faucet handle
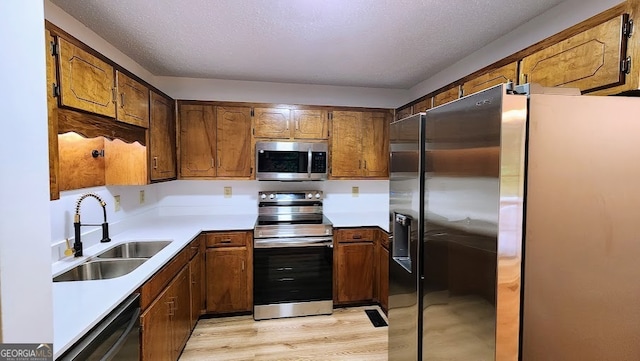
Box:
[64,238,74,257]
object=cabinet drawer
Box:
[337,228,375,243]
[379,232,390,250]
[188,237,202,259]
[206,232,247,248]
[140,247,189,310]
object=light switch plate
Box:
[139,190,145,204]
[352,186,359,197]
[114,195,121,212]
[224,186,232,198]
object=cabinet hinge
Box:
[623,18,633,38]
[50,41,59,56]
[52,83,60,97]
[621,56,632,74]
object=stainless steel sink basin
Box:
[53,258,148,282]
[96,240,172,259]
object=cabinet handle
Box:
[218,155,221,168]
[242,260,245,271]
[153,157,158,169]
[521,73,528,84]
[120,93,125,108]
[359,160,362,169]
[353,234,362,240]
[285,119,289,130]
[211,158,215,168]
[364,160,367,169]
[221,239,232,243]
[295,120,299,130]
[111,88,116,104]
[167,300,175,316]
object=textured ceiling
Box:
[50,0,566,89]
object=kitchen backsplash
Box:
[50,180,389,261]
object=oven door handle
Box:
[307,147,312,179]
[255,237,334,248]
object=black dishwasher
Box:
[58,293,140,361]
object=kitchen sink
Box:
[53,258,148,282]
[96,240,172,259]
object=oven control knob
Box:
[260,194,267,200]
[315,193,321,199]
[307,193,313,199]
[269,193,275,200]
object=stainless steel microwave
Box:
[256,141,328,181]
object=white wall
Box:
[407,0,624,103]
[0,0,53,343]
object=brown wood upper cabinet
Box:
[56,37,116,118]
[179,103,252,179]
[116,70,149,128]
[433,86,461,107]
[253,108,328,139]
[412,97,432,114]
[330,111,389,179]
[46,30,60,200]
[462,62,518,96]
[395,106,412,121]
[149,91,176,181]
[520,14,631,94]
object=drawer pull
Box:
[221,239,232,243]
[353,234,362,239]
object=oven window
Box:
[257,151,307,173]
[254,246,332,305]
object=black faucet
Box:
[73,193,111,257]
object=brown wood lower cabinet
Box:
[205,231,253,314]
[140,237,204,361]
[377,231,389,314]
[334,228,376,305]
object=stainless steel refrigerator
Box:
[389,83,640,360]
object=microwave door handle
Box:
[308,147,312,178]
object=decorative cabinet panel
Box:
[149,91,176,181]
[462,62,519,96]
[433,86,461,107]
[205,231,253,314]
[520,14,630,94]
[330,111,389,179]
[179,104,216,177]
[115,70,149,128]
[412,97,432,114]
[292,109,329,139]
[216,106,252,177]
[253,108,291,139]
[56,37,116,118]
[395,106,412,121]
[253,108,328,140]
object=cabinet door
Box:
[412,98,432,114]
[206,247,250,313]
[149,91,176,181]
[179,104,216,177]
[57,37,115,118]
[395,106,412,121]
[292,109,328,139]
[433,86,460,107]
[216,106,252,177]
[189,252,203,330]
[141,287,173,361]
[171,267,191,359]
[520,15,629,93]
[330,111,363,178]
[361,112,389,178]
[116,70,149,128]
[336,242,374,303]
[46,31,60,200]
[379,244,389,313]
[462,62,518,96]
[253,108,291,139]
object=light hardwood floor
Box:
[179,306,388,361]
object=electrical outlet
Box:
[114,195,121,212]
[352,186,359,197]
[224,186,232,198]
[139,190,145,204]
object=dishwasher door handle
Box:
[101,307,140,361]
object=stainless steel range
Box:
[253,190,333,320]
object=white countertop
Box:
[52,214,255,359]
[52,212,387,358]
